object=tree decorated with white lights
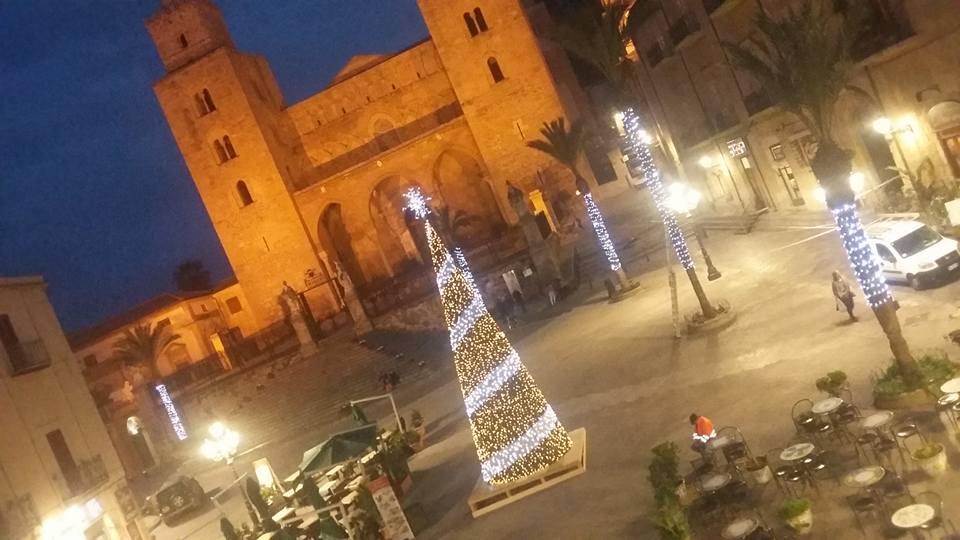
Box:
[727,3,919,380]
[526,117,629,288]
[404,188,572,485]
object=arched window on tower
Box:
[202,89,216,112]
[195,94,207,116]
[213,140,227,163]
[223,136,237,159]
[487,57,504,83]
[179,34,188,49]
[463,13,479,37]
[474,8,488,32]
[236,181,253,206]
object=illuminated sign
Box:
[155,384,188,440]
[727,138,747,157]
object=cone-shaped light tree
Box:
[527,117,629,289]
[726,2,919,381]
[404,188,572,484]
[557,0,716,320]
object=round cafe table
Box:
[861,410,895,430]
[722,517,759,539]
[941,377,960,394]
[780,442,816,462]
[701,472,732,492]
[708,435,733,451]
[812,397,844,415]
[842,466,885,489]
[891,503,935,530]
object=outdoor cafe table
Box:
[780,442,816,462]
[812,397,844,415]
[700,472,732,492]
[707,435,733,451]
[721,517,758,539]
[843,466,885,489]
[940,377,960,394]
[862,411,895,430]
[891,503,935,530]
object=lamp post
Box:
[201,422,259,525]
[664,183,722,281]
[872,116,917,194]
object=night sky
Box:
[0,1,427,333]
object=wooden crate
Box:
[467,428,586,518]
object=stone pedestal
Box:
[345,289,373,335]
[291,310,318,356]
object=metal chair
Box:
[854,428,880,466]
[892,420,926,455]
[936,393,959,430]
[874,468,910,503]
[791,399,816,433]
[846,491,884,535]
[915,490,957,535]
[764,448,798,497]
[717,426,753,469]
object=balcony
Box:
[668,13,700,46]
[7,339,51,375]
[296,102,463,190]
[744,91,773,116]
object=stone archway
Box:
[433,149,503,245]
[317,203,365,286]
[370,176,422,274]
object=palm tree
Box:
[726,2,919,381]
[112,322,182,382]
[556,0,715,318]
[174,259,212,292]
[527,118,629,288]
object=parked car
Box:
[152,476,208,526]
[866,217,960,289]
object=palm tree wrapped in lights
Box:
[526,117,630,289]
[557,0,717,320]
[726,3,919,380]
[403,188,572,485]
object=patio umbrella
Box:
[299,423,378,474]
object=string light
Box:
[583,192,622,272]
[621,108,694,270]
[831,203,893,308]
[404,188,572,485]
[155,384,187,440]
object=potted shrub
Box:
[653,499,691,540]
[912,442,947,476]
[874,351,960,409]
[779,498,812,535]
[815,371,848,397]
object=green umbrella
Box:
[299,424,378,474]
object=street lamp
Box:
[201,422,259,525]
[872,115,917,194]
[664,183,722,281]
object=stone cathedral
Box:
[146,0,591,331]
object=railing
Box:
[7,339,51,375]
[668,13,699,46]
[296,102,464,190]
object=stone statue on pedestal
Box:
[333,262,373,336]
[280,281,317,356]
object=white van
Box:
[866,217,960,289]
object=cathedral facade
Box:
[147,0,589,331]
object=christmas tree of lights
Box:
[404,188,572,485]
[832,203,893,308]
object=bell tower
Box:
[146,0,336,329]
[418,0,583,210]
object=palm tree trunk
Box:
[686,268,716,320]
[873,301,920,384]
[574,171,630,290]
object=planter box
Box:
[874,388,931,410]
[786,509,813,536]
[913,446,948,476]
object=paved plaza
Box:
[154,216,960,539]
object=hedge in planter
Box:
[874,350,960,404]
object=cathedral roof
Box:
[332,54,391,83]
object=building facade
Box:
[146,0,592,334]
[627,0,960,215]
[0,277,135,540]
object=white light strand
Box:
[453,247,480,292]
[480,406,562,480]
[583,193,623,272]
[403,187,431,219]
[464,351,523,417]
[436,253,457,290]
[448,295,487,351]
[622,108,695,270]
[831,204,893,308]
[155,384,188,441]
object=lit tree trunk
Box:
[573,174,629,290]
[621,108,715,319]
[814,141,920,383]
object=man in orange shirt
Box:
[689,413,716,457]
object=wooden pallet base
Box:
[467,427,587,518]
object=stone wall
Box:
[372,294,446,333]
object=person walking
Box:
[832,270,857,321]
